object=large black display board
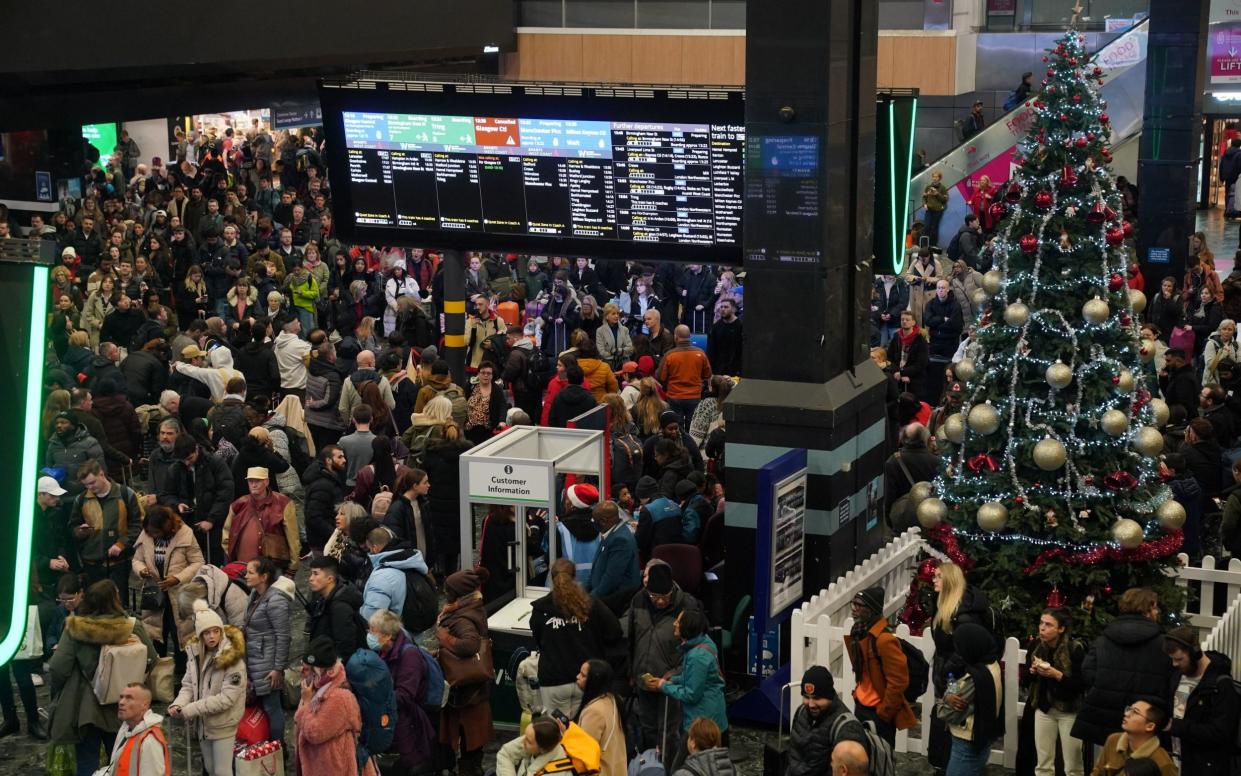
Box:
[319,76,745,261]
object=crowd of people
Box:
[2,122,751,776]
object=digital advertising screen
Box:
[319,77,744,262]
[82,122,118,165]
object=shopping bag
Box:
[234,741,284,776]
[44,743,74,776]
[236,702,271,746]
[15,605,41,661]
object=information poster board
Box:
[82,123,117,166]
[1210,0,1241,84]
[752,448,809,634]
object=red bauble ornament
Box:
[1122,220,1133,237]
[1111,375,1121,385]
[1042,79,1050,87]
[1047,586,1066,607]
[1100,112,1110,124]
[1047,68,1056,77]
[1106,227,1125,246]
[1103,585,1113,595]
[1085,475,1095,485]
[1087,132,1096,141]
[1048,85,1057,93]
[917,558,939,584]
[1060,113,1069,121]
[988,201,1008,223]
[1108,273,1124,290]
[1121,313,1132,326]
[1060,165,1078,189]
[1015,495,1025,504]
[1069,57,1078,65]
[1073,94,1082,103]
[1093,66,1103,76]
[1043,56,1050,62]
[1005,180,1023,203]
[1020,234,1039,253]
[1076,136,1089,148]
[1034,190,1054,209]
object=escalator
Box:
[910,20,1150,247]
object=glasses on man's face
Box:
[57,596,77,605]
[1123,705,1149,721]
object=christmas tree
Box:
[909,27,1186,639]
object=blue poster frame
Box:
[751,448,809,636]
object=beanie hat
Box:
[637,355,656,377]
[852,585,884,615]
[445,567,489,601]
[566,483,600,510]
[303,635,337,667]
[659,410,681,429]
[800,665,835,699]
[192,599,225,637]
[635,476,660,501]
[675,479,697,501]
[646,563,674,595]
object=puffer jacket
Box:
[45,426,104,495]
[242,576,295,695]
[1071,614,1171,745]
[628,582,704,683]
[48,614,157,742]
[180,564,250,631]
[302,461,347,550]
[786,692,868,776]
[172,624,247,740]
[672,747,736,776]
[361,547,430,620]
[660,634,728,732]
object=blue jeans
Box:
[667,398,701,429]
[946,735,992,776]
[212,297,229,321]
[261,688,285,744]
[295,307,314,335]
[76,723,110,776]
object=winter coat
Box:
[1071,614,1171,745]
[187,564,250,631]
[579,695,627,776]
[886,331,930,396]
[305,356,346,432]
[132,523,204,644]
[242,578,294,696]
[382,493,434,559]
[45,426,104,495]
[437,593,495,751]
[1185,299,1224,354]
[950,269,984,321]
[495,736,567,776]
[307,582,366,661]
[232,341,281,398]
[1147,292,1182,342]
[48,614,157,742]
[302,462,347,550]
[628,584,703,681]
[786,694,868,776]
[423,436,473,562]
[930,586,993,693]
[529,592,623,686]
[100,710,170,776]
[92,393,143,466]
[548,383,598,428]
[595,322,634,368]
[635,497,687,562]
[923,292,964,359]
[380,629,438,769]
[1166,651,1239,776]
[1203,333,1240,386]
[229,438,291,498]
[339,368,397,426]
[587,524,641,600]
[903,257,940,327]
[294,663,376,776]
[1170,474,1206,558]
[1159,362,1201,422]
[660,635,727,732]
[844,617,918,730]
[120,349,167,407]
[69,480,142,566]
[159,447,234,526]
[579,357,620,401]
[85,355,128,397]
[1183,438,1225,496]
[361,547,430,620]
[172,625,247,740]
[673,748,735,776]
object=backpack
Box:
[277,424,312,474]
[829,711,896,776]
[610,432,643,491]
[541,722,602,776]
[874,630,930,703]
[208,400,248,449]
[401,643,449,710]
[628,750,665,776]
[92,617,149,704]
[1002,90,1020,112]
[359,380,393,431]
[345,648,396,770]
[404,424,437,468]
[946,230,963,261]
[383,561,438,634]
[438,386,468,427]
[370,486,394,519]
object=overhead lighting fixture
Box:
[1212,92,1241,101]
[483,45,500,54]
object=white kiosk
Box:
[458,425,606,635]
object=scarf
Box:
[896,327,919,348]
[848,614,880,681]
[962,660,1003,744]
[310,663,343,712]
[1028,637,1073,712]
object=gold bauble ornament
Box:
[1149,398,1170,427]
[1116,369,1134,393]
[1129,288,1147,314]
[1138,339,1156,363]
[1082,296,1110,324]
[909,482,933,505]
[1112,518,1144,550]
[1101,409,1130,437]
[944,413,966,444]
[917,497,947,529]
[982,270,1004,296]
[1157,499,1186,531]
[967,403,1001,435]
[955,358,977,382]
[1033,437,1067,470]
[1004,301,1031,327]
[1046,361,1073,390]
[976,501,1009,532]
[1132,426,1164,457]
[972,289,990,309]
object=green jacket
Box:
[923,182,949,212]
[287,271,319,312]
[48,614,156,742]
[660,634,728,732]
[69,481,142,564]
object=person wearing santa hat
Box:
[556,483,601,585]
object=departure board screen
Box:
[320,78,745,262]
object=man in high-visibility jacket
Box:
[95,683,171,776]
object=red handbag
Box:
[236,703,271,746]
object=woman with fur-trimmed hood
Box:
[168,599,248,776]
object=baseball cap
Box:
[37,476,67,496]
[181,345,208,359]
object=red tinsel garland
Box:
[1023,529,1183,574]
[928,523,975,569]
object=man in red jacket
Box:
[657,325,712,428]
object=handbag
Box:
[15,605,41,661]
[440,636,495,688]
[234,742,284,776]
[1170,325,1196,354]
[147,656,175,703]
[140,582,165,612]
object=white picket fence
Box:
[790,537,1241,768]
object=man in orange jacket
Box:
[100,683,172,775]
[843,585,917,747]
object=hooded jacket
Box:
[46,424,104,495]
[306,355,346,431]
[673,748,735,776]
[380,629,438,769]
[101,709,170,776]
[233,340,281,398]
[362,547,430,620]
[294,663,375,776]
[548,383,598,428]
[120,348,167,407]
[529,591,623,687]
[172,625,247,740]
[184,564,250,631]
[339,368,397,421]
[660,635,728,732]
[1165,650,1238,776]
[302,461,347,550]
[495,735,567,776]
[48,614,157,742]
[1071,614,1171,745]
[307,581,366,661]
[786,692,868,776]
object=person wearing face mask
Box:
[295,636,376,776]
[166,599,247,776]
[368,608,437,773]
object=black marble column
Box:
[1136,0,1210,283]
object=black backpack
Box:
[874,631,930,703]
[385,562,438,634]
[946,231,963,261]
[525,348,551,396]
[276,424,312,473]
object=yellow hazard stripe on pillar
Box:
[443,300,466,314]
[444,334,467,347]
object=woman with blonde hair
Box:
[62,330,94,379]
[927,560,994,769]
[529,559,623,717]
[596,302,634,369]
[81,274,117,349]
[633,377,668,440]
[356,315,381,354]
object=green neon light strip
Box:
[888,98,919,276]
[0,265,48,666]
